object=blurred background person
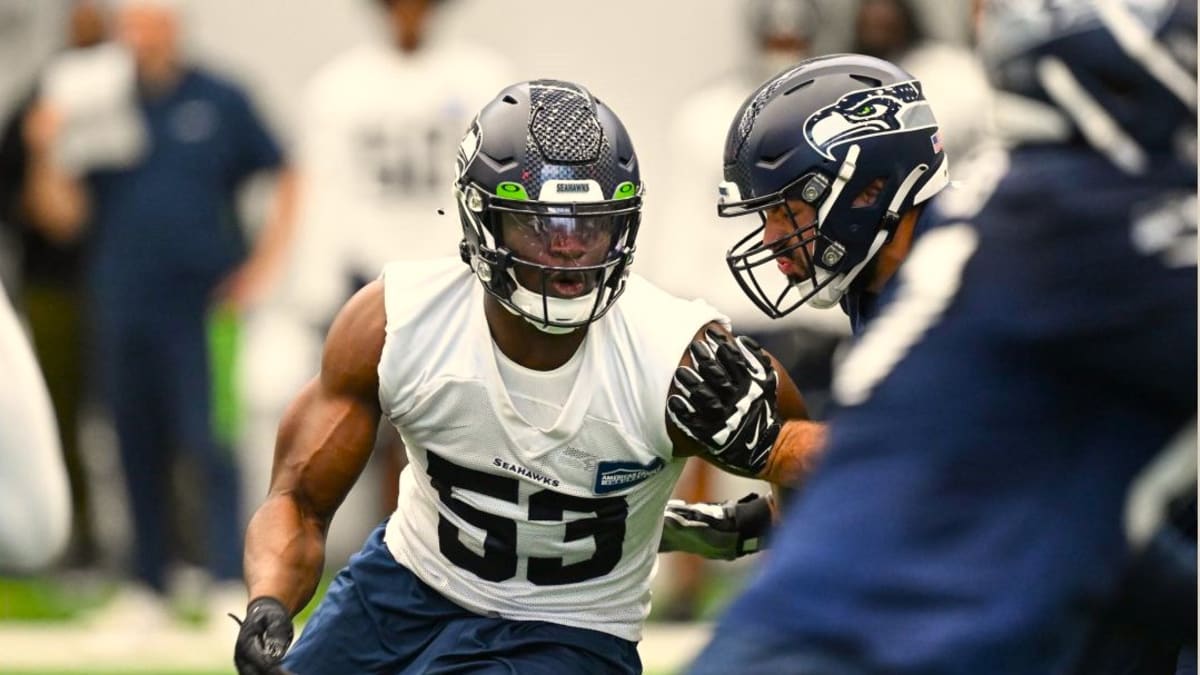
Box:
[0,0,106,571]
[0,278,71,573]
[641,0,851,621]
[20,0,296,630]
[853,0,993,161]
[238,0,512,565]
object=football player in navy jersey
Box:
[671,2,1197,674]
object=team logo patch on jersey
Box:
[803,80,938,160]
[594,458,665,494]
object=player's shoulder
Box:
[380,257,474,332]
[954,145,1193,241]
[316,278,389,396]
[926,144,1114,234]
[608,274,728,360]
[618,274,723,323]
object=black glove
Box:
[659,492,774,560]
[668,329,780,476]
[233,596,295,675]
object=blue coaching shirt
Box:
[87,68,283,310]
[694,146,1197,675]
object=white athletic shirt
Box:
[280,40,513,324]
[492,339,583,431]
[0,284,70,571]
[378,258,727,641]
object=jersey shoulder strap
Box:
[601,274,729,454]
[378,257,475,421]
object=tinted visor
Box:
[495,208,636,300]
[498,210,622,263]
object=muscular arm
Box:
[762,418,826,487]
[657,323,823,559]
[243,281,386,614]
[667,322,825,487]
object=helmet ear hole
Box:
[851,177,888,209]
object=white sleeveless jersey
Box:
[378,258,726,641]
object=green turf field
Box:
[0,574,717,674]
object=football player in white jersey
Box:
[239,0,515,569]
[234,79,823,675]
[0,282,71,572]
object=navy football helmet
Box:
[979,0,1197,174]
[455,80,642,334]
[719,54,949,316]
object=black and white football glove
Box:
[659,492,774,560]
[233,596,295,675]
[668,329,780,477]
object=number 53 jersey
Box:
[377,258,726,642]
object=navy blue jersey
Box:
[88,67,283,311]
[693,146,1197,675]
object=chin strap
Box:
[808,229,890,309]
[504,270,597,335]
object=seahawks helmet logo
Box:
[803,80,938,160]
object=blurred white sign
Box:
[41,43,146,173]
